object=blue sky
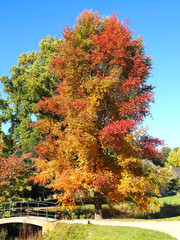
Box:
[0,0,180,149]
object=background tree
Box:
[0,143,31,202]
[0,36,60,156]
[166,148,180,167]
[157,147,172,167]
[0,36,61,201]
[33,11,163,219]
[173,147,180,152]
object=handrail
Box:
[0,201,58,222]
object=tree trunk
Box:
[94,192,103,219]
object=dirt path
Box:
[60,219,180,240]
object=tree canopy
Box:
[0,36,60,156]
[0,141,31,202]
[32,10,163,219]
[166,148,180,167]
[0,37,61,201]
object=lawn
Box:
[158,195,180,205]
[43,223,177,240]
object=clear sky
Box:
[0,0,180,149]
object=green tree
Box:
[160,147,172,166]
[0,36,61,156]
[173,147,180,152]
[0,37,61,201]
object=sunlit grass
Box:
[158,195,180,205]
[43,223,177,240]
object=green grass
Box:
[43,223,177,240]
[158,195,180,205]
[162,216,180,221]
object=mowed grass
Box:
[158,195,180,205]
[44,223,176,240]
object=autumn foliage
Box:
[0,155,26,186]
[166,148,180,167]
[33,11,163,218]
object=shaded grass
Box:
[146,196,180,219]
[43,223,176,240]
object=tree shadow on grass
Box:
[55,201,180,220]
[102,203,180,219]
[146,203,180,219]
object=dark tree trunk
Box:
[94,192,103,219]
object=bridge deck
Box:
[0,216,57,233]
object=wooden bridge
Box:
[0,201,58,232]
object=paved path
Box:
[60,219,180,240]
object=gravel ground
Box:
[60,219,180,240]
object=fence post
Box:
[9,203,11,218]
[3,203,5,218]
[27,203,29,219]
[37,202,39,217]
[20,202,22,217]
[55,205,57,220]
[46,205,48,221]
